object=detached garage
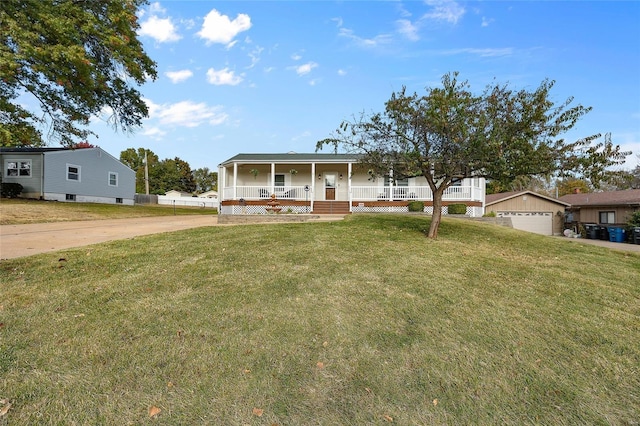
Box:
[485,191,570,236]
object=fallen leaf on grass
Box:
[316,362,324,369]
[0,400,11,417]
[149,406,161,418]
[433,398,438,406]
[383,414,393,422]
[73,313,85,318]
[252,407,263,417]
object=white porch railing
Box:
[350,185,481,202]
[223,184,483,202]
[224,185,308,200]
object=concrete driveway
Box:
[0,215,217,260]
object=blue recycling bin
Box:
[607,227,625,243]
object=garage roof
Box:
[485,190,570,207]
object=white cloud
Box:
[165,69,193,83]
[247,46,264,69]
[338,27,393,49]
[197,9,251,46]
[139,15,181,43]
[141,126,166,139]
[397,19,420,41]
[338,69,347,76]
[206,68,243,85]
[481,17,493,27]
[293,62,318,76]
[145,99,228,128]
[148,2,165,14]
[440,47,513,57]
[423,0,465,24]
[291,53,303,61]
[291,131,311,141]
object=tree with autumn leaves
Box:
[0,0,156,147]
[318,72,628,239]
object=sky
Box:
[85,0,640,171]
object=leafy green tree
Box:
[120,147,158,194]
[317,72,629,238]
[150,157,196,195]
[193,167,218,193]
[1,0,157,147]
[556,178,592,197]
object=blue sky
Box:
[87,0,640,171]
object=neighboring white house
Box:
[1,147,135,205]
[158,189,218,209]
[164,190,192,198]
[218,152,486,215]
[198,190,218,200]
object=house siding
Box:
[0,152,44,198]
[43,148,135,204]
[572,206,637,225]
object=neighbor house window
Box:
[116,198,123,204]
[66,194,76,201]
[6,160,31,177]
[108,172,118,187]
[599,211,615,224]
[67,164,80,181]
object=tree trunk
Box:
[428,189,444,238]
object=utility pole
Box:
[144,150,149,195]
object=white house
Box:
[218,153,485,215]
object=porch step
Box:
[311,201,350,215]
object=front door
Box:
[325,173,336,200]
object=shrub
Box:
[1,182,23,198]
[447,203,467,215]
[407,201,424,212]
[483,211,497,217]
[627,211,640,227]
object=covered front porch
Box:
[218,153,486,216]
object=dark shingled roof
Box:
[219,152,362,165]
[559,189,640,207]
[0,147,68,153]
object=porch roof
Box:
[219,152,362,166]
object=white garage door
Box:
[497,211,553,235]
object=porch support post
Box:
[271,162,275,195]
[311,162,316,212]
[219,166,225,201]
[348,162,353,212]
[233,163,238,200]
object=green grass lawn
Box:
[0,198,216,225]
[1,214,638,424]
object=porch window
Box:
[6,160,31,177]
[599,211,615,224]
